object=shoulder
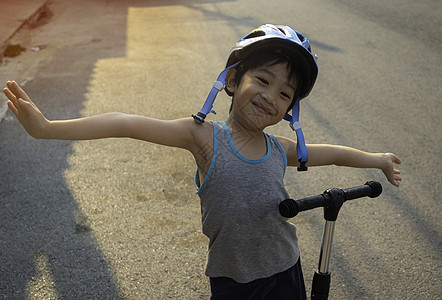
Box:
[272,135,295,153]
[273,135,299,166]
[186,118,215,153]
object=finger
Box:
[391,178,400,187]
[4,89,22,115]
[3,87,18,103]
[392,154,402,165]
[392,174,402,187]
[4,83,22,110]
[7,81,31,102]
[7,100,19,118]
[6,81,16,96]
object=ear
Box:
[225,68,237,94]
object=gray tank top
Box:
[195,121,300,283]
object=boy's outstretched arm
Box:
[307,144,402,187]
[3,81,199,150]
[277,136,402,187]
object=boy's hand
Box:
[3,81,49,139]
[381,153,402,187]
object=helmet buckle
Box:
[213,81,224,91]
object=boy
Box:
[3,24,401,299]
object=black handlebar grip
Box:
[279,181,383,218]
[279,199,299,218]
[366,181,382,198]
[279,195,326,218]
[342,181,382,200]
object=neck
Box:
[225,114,264,139]
[224,116,268,159]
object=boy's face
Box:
[226,62,297,131]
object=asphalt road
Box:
[0,0,440,299]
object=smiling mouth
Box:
[252,101,273,115]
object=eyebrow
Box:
[256,68,297,93]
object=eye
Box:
[280,91,291,100]
[257,77,268,85]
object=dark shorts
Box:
[209,258,307,300]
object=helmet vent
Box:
[296,32,305,42]
[243,30,266,40]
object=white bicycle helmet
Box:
[226,24,318,100]
[193,24,318,171]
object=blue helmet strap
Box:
[283,99,309,171]
[193,62,241,124]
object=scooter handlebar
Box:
[279,181,382,218]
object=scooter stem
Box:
[311,189,344,299]
[318,220,335,274]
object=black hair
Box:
[227,50,303,113]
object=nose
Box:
[261,88,277,106]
